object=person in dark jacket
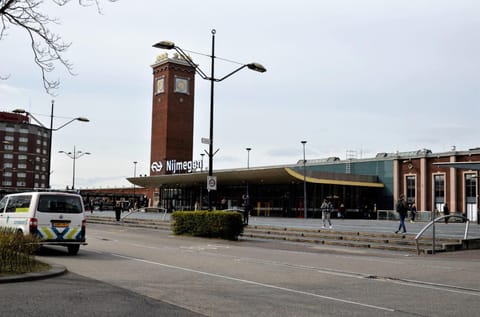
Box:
[114,202,122,221]
[409,204,417,223]
[443,203,450,224]
[395,194,408,234]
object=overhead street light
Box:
[13,101,89,188]
[58,145,91,190]
[153,29,266,211]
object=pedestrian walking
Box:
[321,199,333,229]
[395,194,408,234]
[443,203,450,224]
[410,203,417,223]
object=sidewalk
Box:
[88,210,480,239]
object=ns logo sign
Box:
[151,161,163,172]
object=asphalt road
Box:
[3,222,480,316]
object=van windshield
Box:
[38,195,83,213]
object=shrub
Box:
[172,211,244,240]
[0,228,42,275]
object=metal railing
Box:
[415,215,470,255]
[121,207,169,220]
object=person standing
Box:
[321,199,333,229]
[410,203,417,223]
[114,201,122,221]
[244,201,251,225]
[395,194,408,234]
[339,203,346,219]
[443,203,450,224]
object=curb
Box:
[0,264,67,284]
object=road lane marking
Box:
[111,253,395,313]
[88,231,480,296]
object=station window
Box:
[433,174,445,212]
[465,173,477,221]
[405,175,416,204]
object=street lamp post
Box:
[153,29,266,211]
[301,141,307,219]
[246,147,252,199]
[133,161,138,208]
[13,101,89,188]
[58,146,90,190]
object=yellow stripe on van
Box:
[38,227,56,239]
[65,228,80,239]
[16,207,29,212]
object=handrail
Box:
[121,208,145,220]
[415,215,470,255]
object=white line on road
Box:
[111,253,395,313]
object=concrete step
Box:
[86,215,464,254]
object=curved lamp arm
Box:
[52,117,89,131]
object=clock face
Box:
[156,77,165,94]
[174,77,189,94]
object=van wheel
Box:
[67,245,80,255]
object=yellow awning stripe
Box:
[285,168,384,188]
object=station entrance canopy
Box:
[128,166,384,188]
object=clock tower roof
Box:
[151,52,196,69]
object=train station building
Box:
[124,53,480,222]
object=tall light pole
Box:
[133,161,138,207]
[246,147,252,200]
[13,101,89,188]
[301,141,307,219]
[58,146,90,190]
[153,29,266,211]
[246,147,252,169]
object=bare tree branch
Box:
[0,0,117,95]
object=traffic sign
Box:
[207,176,217,191]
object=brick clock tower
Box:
[150,53,197,175]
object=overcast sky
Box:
[1,0,480,189]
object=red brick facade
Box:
[150,55,196,175]
[394,149,480,220]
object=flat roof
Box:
[128,166,384,188]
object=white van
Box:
[0,191,87,255]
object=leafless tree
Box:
[0,0,117,95]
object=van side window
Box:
[38,195,82,213]
[0,197,7,213]
[5,195,32,213]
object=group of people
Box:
[395,195,451,234]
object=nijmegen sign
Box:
[151,159,203,174]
